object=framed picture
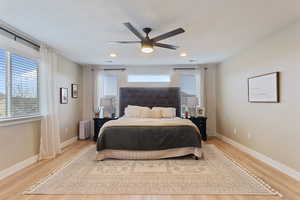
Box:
[71,84,79,98]
[248,72,279,103]
[60,88,68,104]
[196,107,206,117]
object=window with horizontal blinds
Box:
[0,49,40,120]
[10,54,39,118]
[0,50,6,118]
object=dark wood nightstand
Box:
[188,117,207,141]
[93,118,118,141]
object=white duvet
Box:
[100,117,200,135]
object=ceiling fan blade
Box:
[123,22,144,40]
[152,28,185,42]
[154,43,178,50]
[110,41,140,44]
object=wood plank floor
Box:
[0,137,299,200]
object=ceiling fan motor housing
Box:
[143,27,152,35]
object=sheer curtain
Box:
[39,44,61,160]
[197,66,206,108]
[81,66,103,138]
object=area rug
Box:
[24,144,280,195]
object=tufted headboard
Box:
[119,87,181,117]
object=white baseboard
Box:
[0,136,78,181]
[60,136,78,149]
[216,133,300,182]
[0,155,38,180]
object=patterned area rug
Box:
[25,144,279,195]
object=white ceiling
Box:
[1,0,300,66]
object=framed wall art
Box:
[60,87,68,104]
[248,72,279,103]
[71,84,79,98]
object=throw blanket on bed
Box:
[97,117,201,151]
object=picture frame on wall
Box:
[71,84,79,98]
[60,88,68,104]
[248,72,279,103]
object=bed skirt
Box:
[96,147,203,161]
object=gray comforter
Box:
[97,125,201,152]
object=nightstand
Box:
[93,118,117,141]
[188,117,207,141]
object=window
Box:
[0,49,39,120]
[0,50,6,118]
[103,75,117,96]
[180,74,198,115]
[101,74,118,117]
[128,74,170,82]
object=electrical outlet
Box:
[234,128,237,135]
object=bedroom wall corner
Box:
[57,56,83,143]
[204,63,217,137]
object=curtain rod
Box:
[103,68,126,71]
[173,67,196,71]
[0,26,40,49]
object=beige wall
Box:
[216,21,300,171]
[0,35,82,171]
[0,121,40,171]
[204,64,217,137]
[57,57,82,142]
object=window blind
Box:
[0,50,6,118]
[127,74,170,82]
[10,54,39,118]
[103,75,118,96]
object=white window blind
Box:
[0,50,6,118]
[0,49,40,120]
[127,74,170,82]
[103,75,117,96]
[180,74,197,95]
[180,74,198,115]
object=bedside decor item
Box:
[196,107,206,117]
[71,84,79,98]
[248,72,279,103]
[60,88,68,104]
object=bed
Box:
[96,87,202,161]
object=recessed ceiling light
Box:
[180,52,187,57]
[110,53,117,57]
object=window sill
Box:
[0,115,43,127]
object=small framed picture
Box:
[71,84,79,98]
[196,107,205,117]
[60,88,68,104]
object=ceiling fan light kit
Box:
[113,22,185,54]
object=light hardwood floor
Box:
[0,137,299,200]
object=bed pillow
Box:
[160,107,176,118]
[139,106,152,118]
[124,105,141,117]
[150,107,162,118]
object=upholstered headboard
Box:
[119,87,181,117]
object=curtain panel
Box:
[39,44,61,160]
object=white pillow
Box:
[160,107,176,118]
[139,106,152,118]
[124,106,141,117]
[151,107,162,118]
[125,105,152,118]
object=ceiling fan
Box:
[112,22,185,53]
